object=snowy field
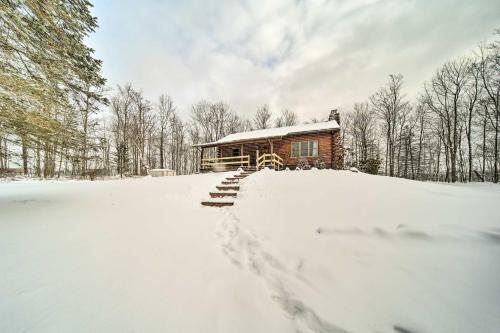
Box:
[1,171,499,333]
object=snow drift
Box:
[0,171,499,333]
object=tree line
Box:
[104,85,299,177]
[342,30,499,183]
[0,1,498,183]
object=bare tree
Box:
[275,109,298,127]
[413,101,428,180]
[370,74,409,177]
[253,104,272,129]
[169,112,186,174]
[353,103,377,163]
[463,61,482,181]
[111,84,134,177]
[478,36,500,183]
[190,101,236,143]
[424,59,470,182]
[157,94,175,169]
[129,88,153,175]
[343,103,380,172]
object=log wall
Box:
[273,132,333,168]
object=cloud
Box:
[88,0,500,122]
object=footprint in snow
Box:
[393,325,416,333]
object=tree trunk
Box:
[21,135,29,175]
[57,142,64,178]
[494,105,499,183]
[482,106,487,181]
[417,121,424,180]
[82,107,89,176]
[160,129,164,169]
[35,142,41,177]
[436,138,441,181]
[0,137,3,169]
[467,108,473,182]
[385,130,389,175]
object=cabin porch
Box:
[197,140,283,172]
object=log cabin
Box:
[194,109,343,172]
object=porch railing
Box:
[201,155,250,170]
[257,153,283,170]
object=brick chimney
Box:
[328,109,340,125]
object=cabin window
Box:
[291,142,300,157]
[291,140,318,157]
[310,140,318,156]
[231,147,240,156]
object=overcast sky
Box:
[88,0,500,122]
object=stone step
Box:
[216,185,240,191]
[210,192,237,198]
[221,180,239,185]
[225,177,240,181]
[201,201,234,207]
[234,174,248,179]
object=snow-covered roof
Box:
[195,120,340,147]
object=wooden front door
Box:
[252,144,270,166]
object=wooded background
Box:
[1,1,498,183]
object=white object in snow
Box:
[149,169,176,177]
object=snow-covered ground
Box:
[1,171,499,333]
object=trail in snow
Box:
[3,171,499,332]
[215,209,349,333]
[211,170,500,332]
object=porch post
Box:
[240,144,244,167]
[270,140,275,169]
[200,147,204,172]
[256,148,259,169]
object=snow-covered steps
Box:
[202,170,257,208]
[209,192,237,198]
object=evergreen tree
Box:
[0,0,107,176]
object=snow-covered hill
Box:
[1,171,499,333]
